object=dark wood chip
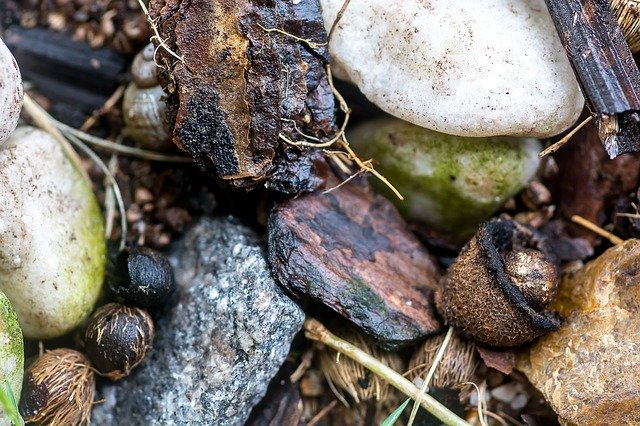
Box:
[544,0,640,157]
[267,176,443,350]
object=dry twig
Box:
[304,318,470,426]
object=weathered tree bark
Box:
[149,0,335,192]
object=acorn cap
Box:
[437,218,561,347]
[84,303,154,380]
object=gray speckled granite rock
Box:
[92,217,304,425]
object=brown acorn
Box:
[437,218,561,348]
[19,348,95,426]
[318,326,403,403]
[83,303,154,380]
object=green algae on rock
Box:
[0,126,105,339]
[348,118,541,236]
[0,290,24,421]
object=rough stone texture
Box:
[518,239,640,425]
[320,0,584,138]
[268,177,443,350]
[92,217,304,425]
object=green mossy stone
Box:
[0,291,23,399]
[348,118,541,236]
[0,126,105,339]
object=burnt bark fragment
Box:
[149,0,335,192]
[267,176,443,350]
[544,0,640,157]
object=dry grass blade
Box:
[318,326,402,404]
[304,318,471,426]
[571,214,624,245]
[539,116,592,158]
[407,327,454,426]
[22,94,88,181]
[65,133,128,251]
[57,122,192,163]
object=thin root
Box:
[136,0,185,65]
[256,23,327,50]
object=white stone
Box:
[0,127,105,339]
[0,38,22,145]
[320,0,585,138]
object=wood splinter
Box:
[544,0,640,158]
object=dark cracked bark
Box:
[267,176,443,350]
[149,0,335,192]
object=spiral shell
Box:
[123,43,172,150]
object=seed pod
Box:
[318,326,403,403]
[407,331,478,390]
[123,43,172,151]
[610,0,640,53]
[19,349,95,426]
[437,218,561,347]
[110,247,176,308]
[84,303,154,380]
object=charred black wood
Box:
[4,26,127,123]
[544,0,640,158]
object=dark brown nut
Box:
[84,303,155,381]
[19,348,95,426]
[318,326,403,403]
[437,218,561,348]
[407,330,478,390]
[111,247,176,308]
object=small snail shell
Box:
[611,0,640,53]
[0,37,23,146]
[436,218,561,348]
[123,43,172,150]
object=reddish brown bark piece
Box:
[148,0,334,192]
[268,177,443,349]
[476,347,515,376]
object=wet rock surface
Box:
[268,177,442,349]
[518,239,640,425]
[92,217,304,425]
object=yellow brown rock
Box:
[518,239,640,425]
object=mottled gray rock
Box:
[92,217,304,425]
